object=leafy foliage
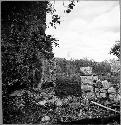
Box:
[46,1,61,29]
[55,58,111,76]
[1,1,59,96]
[65,0,76,13]
[47,0,79,28]
[110,41,120,59]
[93,61,111,76]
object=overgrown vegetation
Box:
[1,1,120,124]
[55,58,111,76]
[110,41,120,59]
[1,1,58,123]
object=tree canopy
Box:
[110,41,120,59]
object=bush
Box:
[56,74,81,84]
[55,74,82,98]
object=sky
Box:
[46,1,120,62]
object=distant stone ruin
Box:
[80,66,92,75]
[80,66,98,84]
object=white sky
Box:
[46,1,120,62]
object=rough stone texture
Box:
[108,87,116,94]
[41,116,50,122]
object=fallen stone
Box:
[37,100,47,105]
[109,94,115,100]
[100,93,106,98]
[55,98,63,106]
[108,87,116,94]
[114,94,121,102]
[102,80,110,89]
[41,116,50,122]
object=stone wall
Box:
[80,75,98,85]
[38,58,56,88]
